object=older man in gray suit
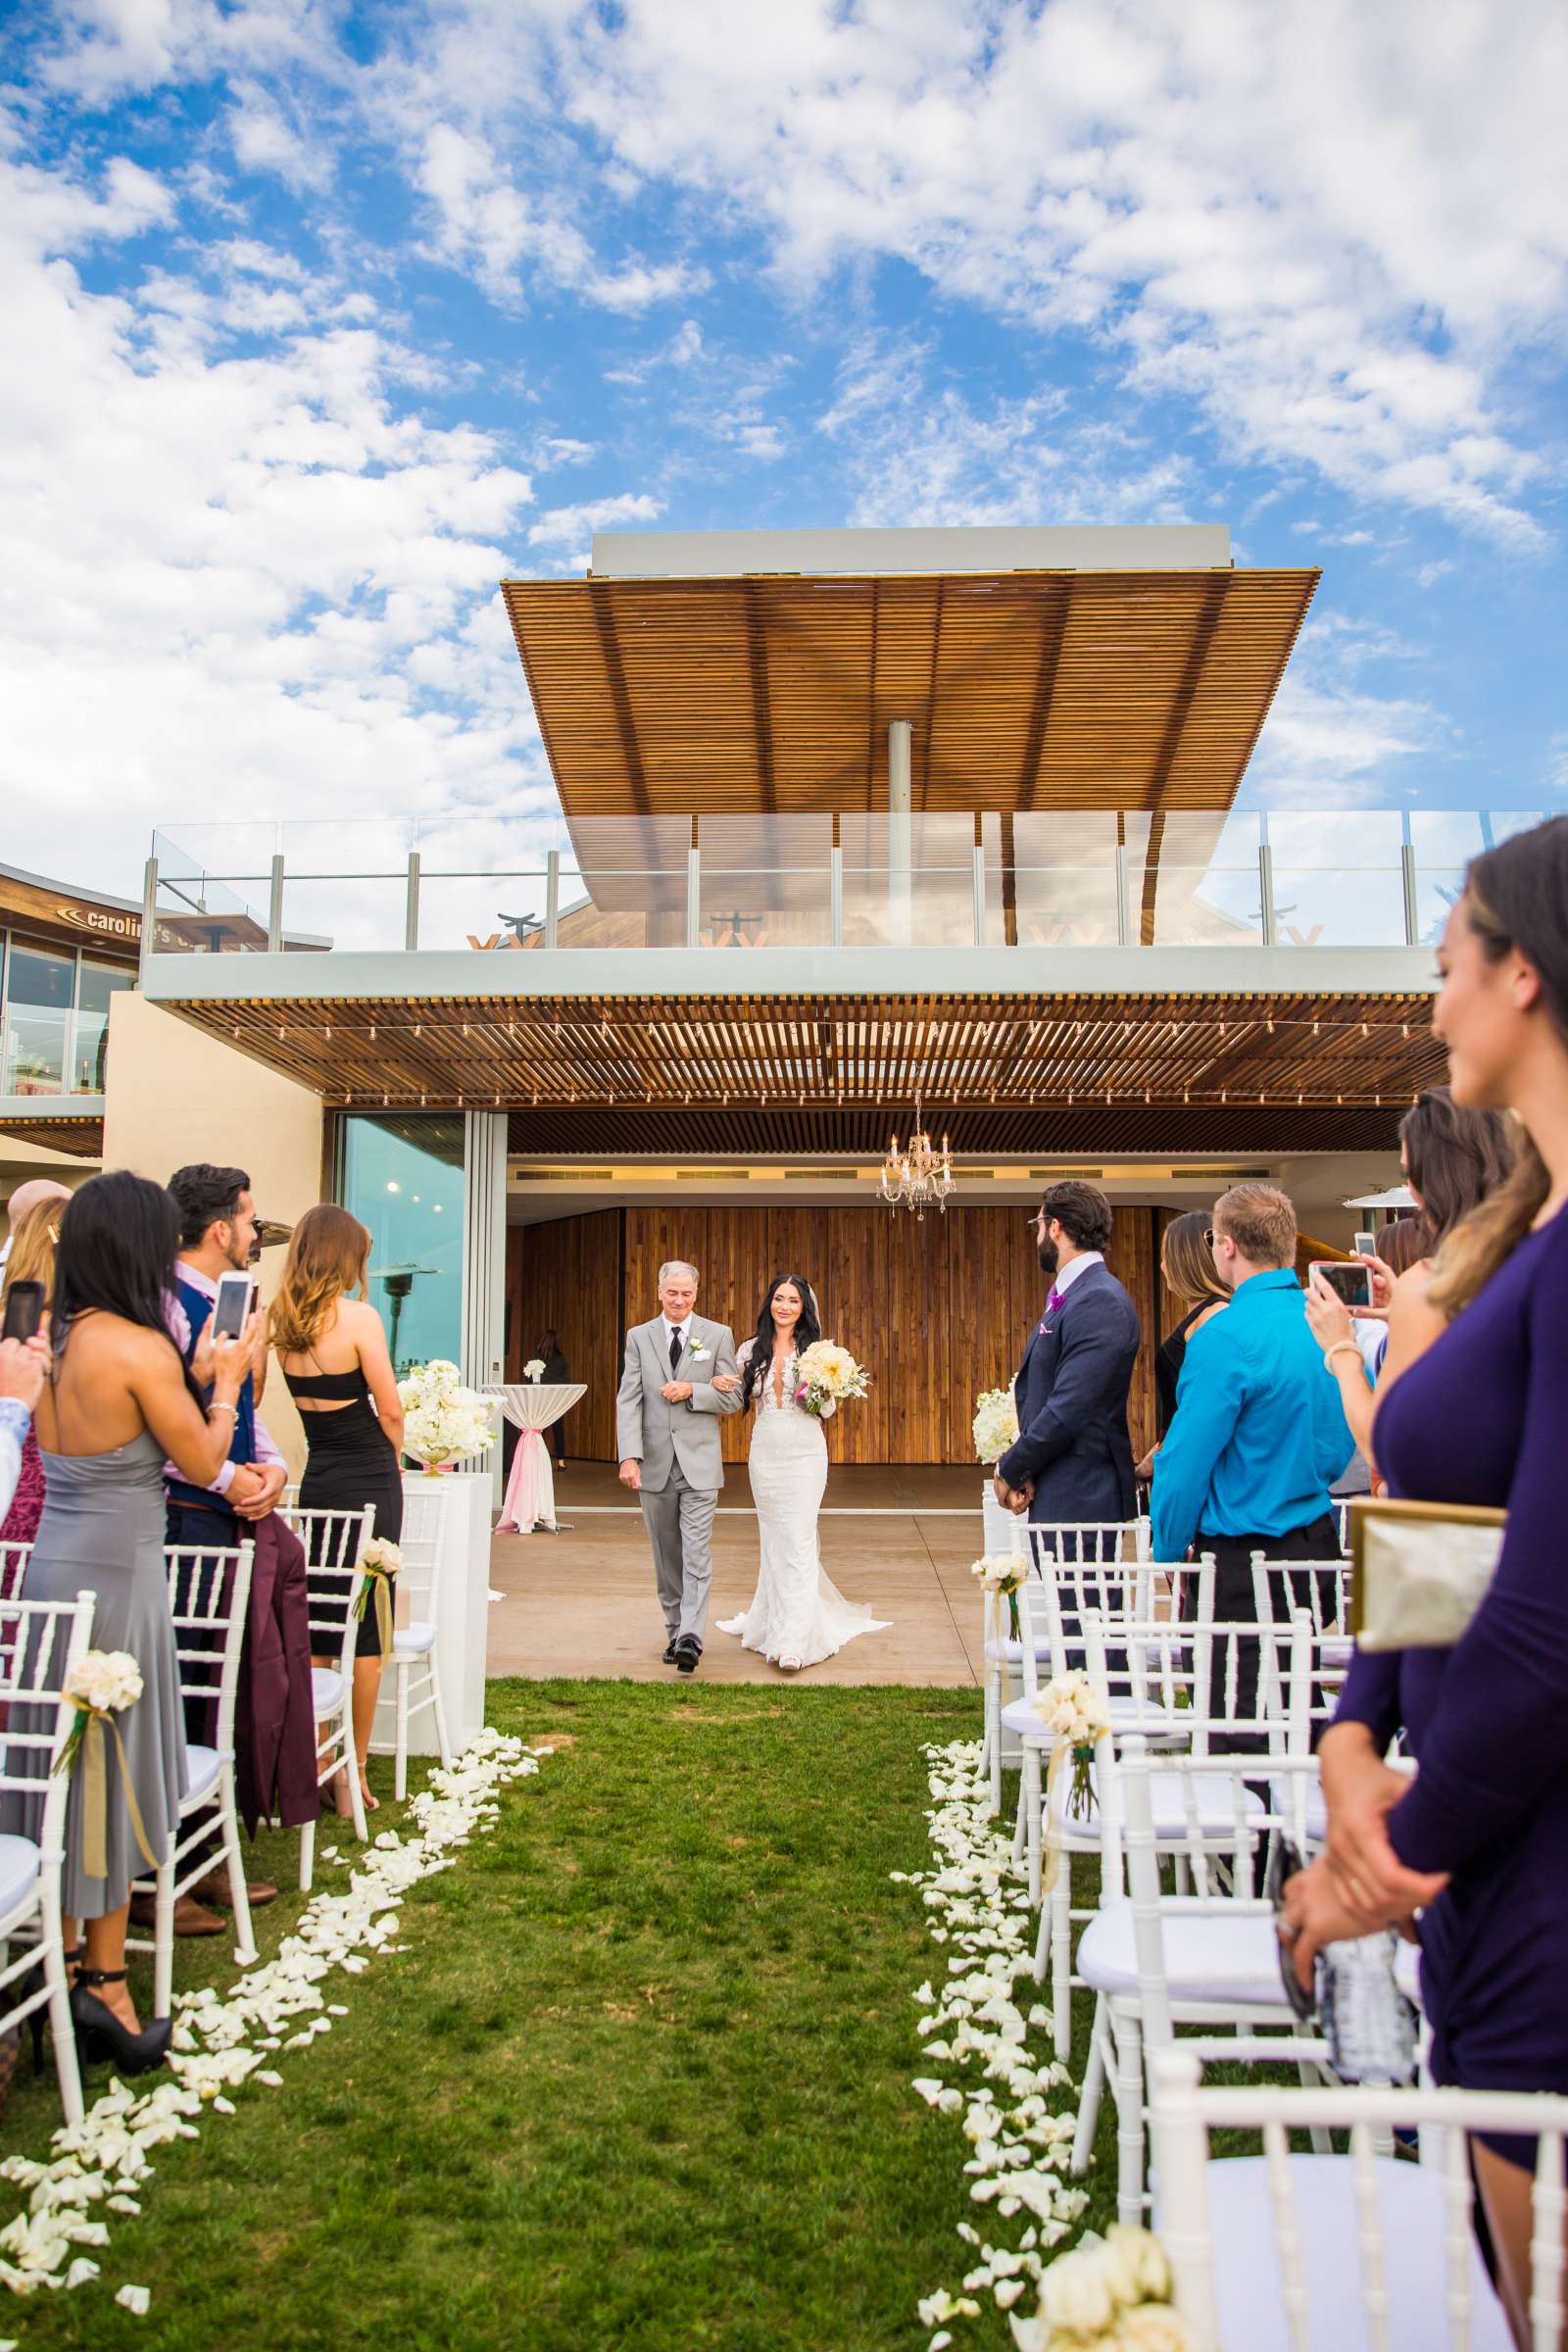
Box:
[617,1258,742,1674]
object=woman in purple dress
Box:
[1281,814,1568,2344]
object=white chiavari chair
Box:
[985,1520,1155,1810]
[126,1543,256,2011]
[284,1505,371,1890]
[0,1583,94,2125]
[368,1482,451,1799]
[1076,1711,1330,2223]
[1151,2048,1550,2351]
[978,1502,1028,1811]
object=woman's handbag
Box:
[1348,1494,1506,1651]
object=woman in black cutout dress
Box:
[270,1207,405,1815]
[1139,1209,1231,1480]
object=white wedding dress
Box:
[717,1340,892,1667]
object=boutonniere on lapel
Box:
[689,1345,711,1362]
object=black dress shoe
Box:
[674,1635,702,1676]
[662,1636,680,1665]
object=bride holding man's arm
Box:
[714,1272,890,1675]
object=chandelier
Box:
[879,1099,956,1220]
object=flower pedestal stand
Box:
[372,1468,493,1759]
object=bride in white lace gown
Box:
[715,1276,891,1673]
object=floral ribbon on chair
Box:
[1031,1670,1111,1896]
[353,1539,403,1654]
[970,1553,1028,1646]
[52,1651,159,1881]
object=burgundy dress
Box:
[1335,1200,1568,2159]
[0,1425,46,1554]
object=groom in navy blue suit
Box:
[994,1180,1141,1530]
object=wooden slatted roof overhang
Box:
[0,1113,103,1158]
[160,986,1444,1127]
[500,568,1320,820]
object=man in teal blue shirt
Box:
[1152,1184,1354,1651]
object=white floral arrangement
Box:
[61,1651,143,1721]
[970,1553,1028,1596]
[523,1357,546,1383]
[973,1385,1020,1465]
[1009,2225,1194,2350]
[53,1652,155,1885]
[794,1339,869,1418]
[397,1359,497,1472]
[1031,1671,1112,1821]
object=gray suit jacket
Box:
[616,1315,742,1492]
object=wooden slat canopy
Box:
[0,1113,103,1158]
[501,568,1318,818]
[161,987,1442,1130]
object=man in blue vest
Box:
[995,1179,1141,1531]
[149,1163,285,1934]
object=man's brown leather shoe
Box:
[189,1871,278,1910]
[126,1893,224,1936]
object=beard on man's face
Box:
[1037,1238,1059,1277]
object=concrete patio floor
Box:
[486,1462,988,1687]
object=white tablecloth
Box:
[486,1383,586,1533]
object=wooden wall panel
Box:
[514,1207,621,1462]
[549,1202,1164,1465]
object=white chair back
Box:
[1248,1550,1351,1641]
[1020,1553,1215,1696]
[394,1483,443,1633]
[1083,1604,1321,1760]
[1151,2046,1567,2352]
[165,1542,255,1747]
[0,1585,96,1875]
[288,1505,373,1681]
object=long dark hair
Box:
[1396,1085,1515,1255]
[740,1273,821,1408]
[1430,816,1568,1317]
[53,1171,203,1403]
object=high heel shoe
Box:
[70,1968,172,2077]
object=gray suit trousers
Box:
[640,1465,717,1645]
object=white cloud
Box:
[0,133,549,893]
[525,491,663,563]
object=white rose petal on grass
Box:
[115,2283,151,2315]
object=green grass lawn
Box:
[5,1680,1127,2351]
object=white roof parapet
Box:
[589,523,1232,578]
[140,941,1430,1007]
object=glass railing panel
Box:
[279,875,407,956]
[2,1005,69,1096]
[1009,866,1123,947]
[1267,808,1403,866]
[71,1010,111,1094]
[151,870,270,952]
[413,873,547,956]
[698,867,833,948]
[1268,866,1407,947]
[840,866,974,948]
[1144,867,1265,947]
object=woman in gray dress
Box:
[12,1172,254,2075]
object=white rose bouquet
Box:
[523,1357,546,1383]
[53,1650,158,1880]
[971,1551,1028,1641]
[1009,2225,1193,2351]
[354,1537,404,1652]
[398,1359,497,1473]
[973,1384,1020,1464]
[1031,1668,1112,1822]
[793,1340,869,1419]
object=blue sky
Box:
[2,0,1565,900]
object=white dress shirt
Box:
[164,1258,282,1495]
[1052,1249,1104,1298]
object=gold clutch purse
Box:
[1348,1495,1506,1651]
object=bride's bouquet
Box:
[794,1340,869,1419]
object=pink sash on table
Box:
[497,1429,544,1534]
